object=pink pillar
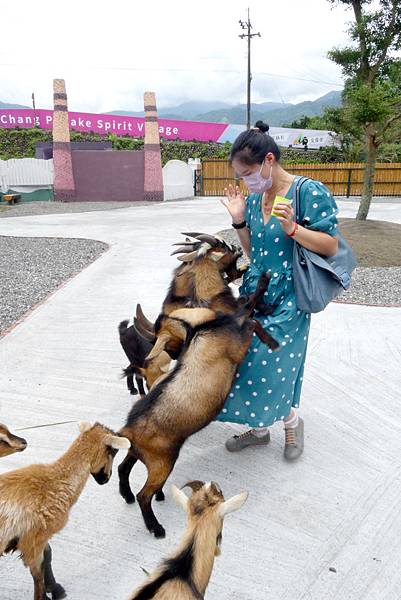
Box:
[143,92,164,202]
[52,79,76,201]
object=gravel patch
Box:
[0,201,158,219]
[218,228,401,307]
[0,236,108,335]
[335,267,401,306]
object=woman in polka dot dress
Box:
[217,122,339,459]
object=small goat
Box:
[119,320,152,395]
[0,423,27,458]
[126,482,248,600]
[118,275,276,538]
[119,320,173,394]
[0,422,130,600]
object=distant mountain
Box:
[108,91,342,125]
[107,100,233,120]
[193,101,292,123]
[194,91,342,126]
[0,100,30,109]
[1,90,342,126]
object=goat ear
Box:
[145,333,170,362]
[218,492,249,517]
[171,484,189,511]
[209,251,225,262]
[78,421,92,433]
[104,435,131,450]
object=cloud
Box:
[0,0,350,112]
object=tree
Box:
[327,0,401,220]
[283,115,328,130]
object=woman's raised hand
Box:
[220,185,246,224]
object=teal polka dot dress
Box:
[216,177,338,428]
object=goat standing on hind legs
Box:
[126,482,248,600]
[0,422,130,600]
[118,274,277,539]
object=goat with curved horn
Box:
[171,245,197,256]
[172,241,198,247]
[133,317,156,343]
[182,480,205,493]
[136,304,155,332]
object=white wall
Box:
[162,159,194,201]
[0,158,54,193]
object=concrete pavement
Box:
[0,198,400,600]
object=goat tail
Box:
[119,320,130,335]
[121,365,136,379]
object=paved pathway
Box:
[0,198,400,600]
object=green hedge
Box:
[1,126,398,165]
[0,128,233,165]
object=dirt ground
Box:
[339,218,401,267]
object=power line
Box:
[0,63,343,87]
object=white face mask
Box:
[242,162,273,193]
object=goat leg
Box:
[254,300,276,316]
[135,374,147,396]
[123,366,138,395]
[240,273,270,315]
[29,557,50,600]
[118,448,138,504]
[252,319,280,351]
[137,456,176,538]
[43,545,66,600]
[155,489,165,502]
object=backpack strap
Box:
[293,176,310,224]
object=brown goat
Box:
[0,422,130,600]
[0,423,27,458]
[126,481,248,599]
[118,279,276,538]
[136,233,275,344]
[135,233,244,338]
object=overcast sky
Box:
[0,0,353,112]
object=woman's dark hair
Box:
[230,120,280,165]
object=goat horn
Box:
[181,231,203,238]
[171,245,197,256]
[172,241,198,246]
[193,234,220,246]
[133,317,156,343]
[182,480,205,493]
[135,304,155,331]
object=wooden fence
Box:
[198,160,401,197]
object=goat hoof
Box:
[51,584,67,599]
[155,490,165,502]
[130,389,138,395]
[152,524,166,539]
[122,490,136,504]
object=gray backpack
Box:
[292,177,357,313]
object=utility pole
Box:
[32,92,37,127]
[239,8,261,130]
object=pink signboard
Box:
[0,109,228,142]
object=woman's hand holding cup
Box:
[272,196,296,235]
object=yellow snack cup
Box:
[271,195,292,217]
